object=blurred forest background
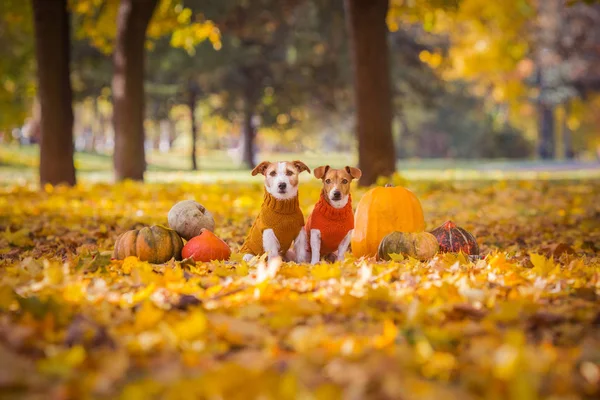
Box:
[1,0,599,186]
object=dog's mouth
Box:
[278,188,287,194]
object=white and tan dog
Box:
[304,166,362,264]
[240,161,310,262]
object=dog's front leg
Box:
[336,229,352,262]
[262,229,281,261]
[293,229,308,263]
[310,229,321,264]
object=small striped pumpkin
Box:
[113,225,184,264]
[429,221,479,255]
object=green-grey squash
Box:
[377,231,439,261]
[168,200,215,240]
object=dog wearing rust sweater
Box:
[241,160,311,262]
[303,165,362,264]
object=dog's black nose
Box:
[332,190,342,199]
[278,182,287,190]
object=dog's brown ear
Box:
[345,166,362,180]
[293,160,311,174]
[252,161,271,176]
[314,165,330,180]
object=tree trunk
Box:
[32,0,76,187]
[168,119,177,146]
[563,101,574,159]
[535,0,560,160]
[241,96,257,169]
[538,104,555,159]
[112,0,158,181]
[344,0,395,185]
[188,90,198,171]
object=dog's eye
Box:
[269,171,277,177]
[286,170,293,176]
[325,179,331,184]
[342,179,348,184]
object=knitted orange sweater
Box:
[305,192,354,254]
[240,190,305,256]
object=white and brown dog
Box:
[240,160,310,262]
[303,165,362,264]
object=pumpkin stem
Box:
[384,184,394,187]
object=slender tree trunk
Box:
[168,120,177,146]
[32,0,76,187]
[241,95,257,169]
[188,90,198,171]
[112,0,158,181]
[536,0,560,160]
[90,97,99,152]
[563,101,574,159]
[345,0,395,185]
[242,113,256,169]
[538,104,555,159]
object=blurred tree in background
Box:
[1,0,599,187]
[32,0,76,186]
[345,0,395,185]
[71,0,221,180]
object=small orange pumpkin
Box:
[351,185,426,258]
[182,228,231,262]
[113,225,183,264]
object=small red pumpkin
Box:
[430,221,479,255]
[182,228,231,262]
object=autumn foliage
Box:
[0,179,599,398]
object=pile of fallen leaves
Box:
[0,178,599,399]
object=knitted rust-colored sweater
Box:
[305,192,354,254]
[240,190,305,256]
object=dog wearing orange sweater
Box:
[241,160,311,262]
[304,165,362,264]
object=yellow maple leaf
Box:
[529,253,558,276]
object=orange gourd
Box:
[182,228,231,262]
[351,185,425,258]
[113,225,183,264]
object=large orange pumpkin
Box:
[351,185,425,258]
[113,225,183,264]
[182,228,231,262]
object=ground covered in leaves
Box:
[1,178,599,399]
